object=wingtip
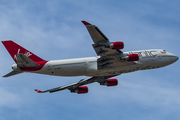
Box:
[81,21,91,26]
[34,89,42,93]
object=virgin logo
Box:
[24,51,32,57]
[14,49,32,60]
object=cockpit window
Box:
[161,50,166,54]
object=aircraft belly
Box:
[86,62,159,76]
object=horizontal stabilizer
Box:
[3,70,23,77]
[16,53,39,67]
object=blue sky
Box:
[0,0,180,120]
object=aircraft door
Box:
[158,53,162,59]
[47,63,52,70]
[84,60,87,66]
[83,60,88,70]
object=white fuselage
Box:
[32,49,178,77]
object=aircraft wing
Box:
[35,76,116,93]
[82,21,130,69]
[82,21,122,56]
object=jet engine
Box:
[71,86,88,94]
[100,79,118,86]
[122,54,139,61]
[109,42,124,49]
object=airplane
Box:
[2,21,178,94]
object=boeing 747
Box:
[2,21,178,94]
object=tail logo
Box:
[24,51,32,57]
[14,49,32,60]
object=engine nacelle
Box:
[109,42,124,49]
[122,54,139,61]
[71,86,88,94]
[100,79,118,86]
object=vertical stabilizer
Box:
[2,40,45,63]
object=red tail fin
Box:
[2,40,45,63]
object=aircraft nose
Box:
[170,55,179,63]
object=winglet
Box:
[34,89,42,93]
[81,21,91,26]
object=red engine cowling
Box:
[128,54,139,61]
[110,42,124,49]
[100,79,118,86]
[71,86,88,94]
